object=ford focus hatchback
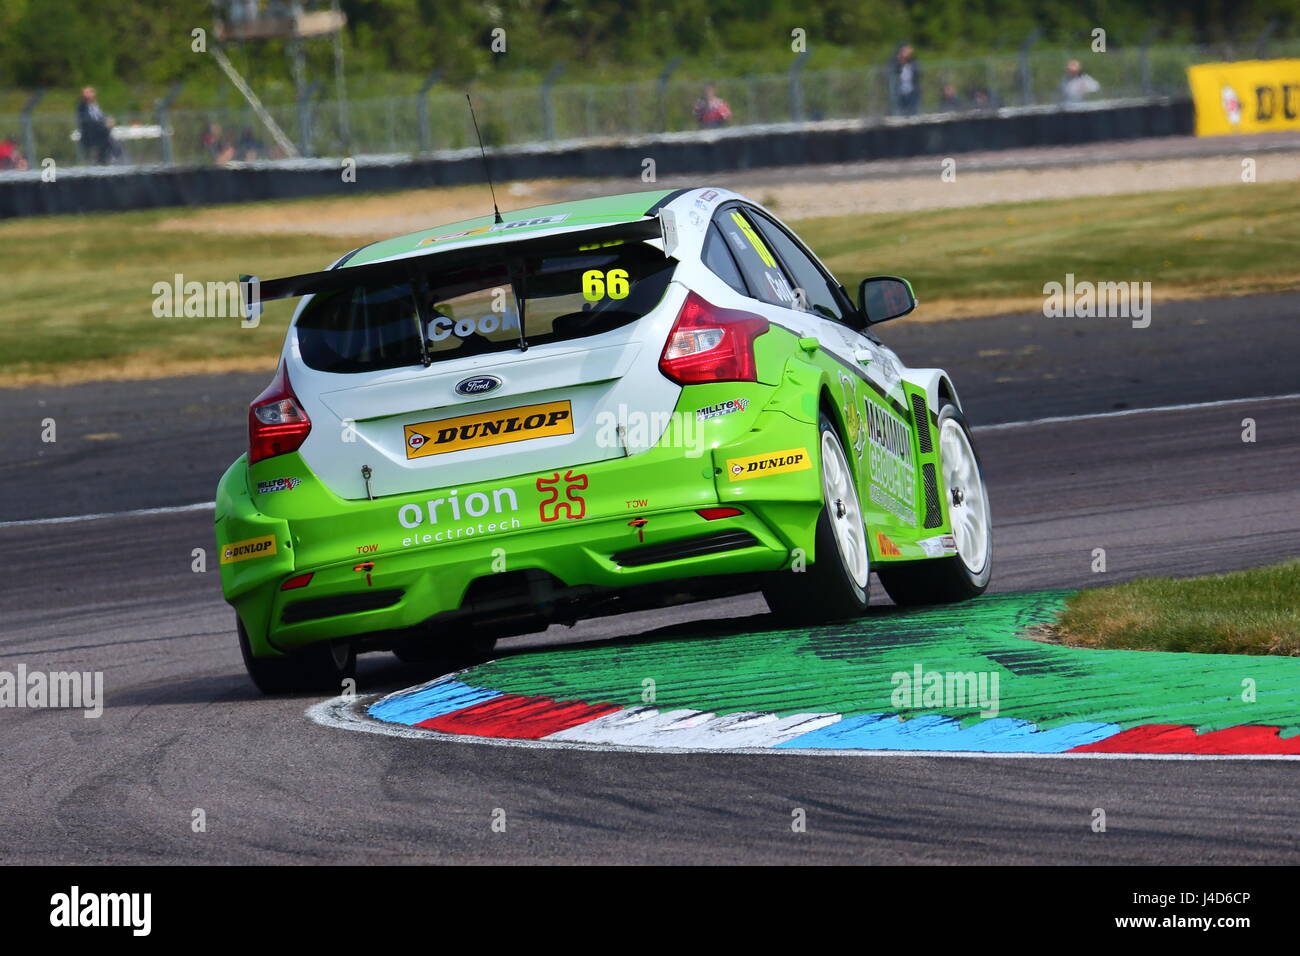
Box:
[216,187,992,692]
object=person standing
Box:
[1060,59,1101,104]
[693,83,733,129]
[889,45,922,116]
[76,86,115,164]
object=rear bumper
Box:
[217,402,822,657]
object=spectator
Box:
[889,44,922,116]
[1060,59,1101,104]
[0,136,28,170]
[939,82,963,112]
[201,121,236,164]
[235,126,263,161]
[76,86,116,164]
[692,83,732,129]
[969,87,999,111]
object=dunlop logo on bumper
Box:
[726,448,812,481]
[404,401,573,459]
[221,534,277,564]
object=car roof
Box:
[344,188,697,268]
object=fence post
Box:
[789,49,811,121]
[1255,18,1279,59]
[155,81,183,165]
[297,80,320,157]
[657,56,682,131]
[541,64,564,141]
[417,69,442,152]
[20,89,43,166]
[1019,28,1041,105]
[1138,27,1157,95]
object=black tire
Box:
[877,401,992,606]
[237,617,356,695]
[392,632,496,666]
[762,414,872,624]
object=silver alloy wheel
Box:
[939,416,991,575]
[820,428,869,589]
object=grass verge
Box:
[1053,560,1300,656]
[3,179,1299,385]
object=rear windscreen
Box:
[296,240,676,373]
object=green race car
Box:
[217,187,992,692]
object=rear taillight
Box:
[697,507,744,520]
[659,291,768,384]
[248,363,312,464]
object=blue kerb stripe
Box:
[369,678,504,725]
[777,713,1122,753]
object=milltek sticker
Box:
[256,477,301,494]
[726,448,812,481]
[696,397,750,422]
[405,401,573,459]
[221,535,277,564]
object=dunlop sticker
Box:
[726,448,812,481]
[405,401,573,459]
[221,534,278,564]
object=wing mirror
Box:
[857,276,916,325]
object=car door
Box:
[739,206,925,541]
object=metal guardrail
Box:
[3,42,1295,169]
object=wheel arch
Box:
[904,368,963,415]
[817,381,853,450]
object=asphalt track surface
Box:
[2,293,1298,863]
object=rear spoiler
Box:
[241,215,668,318]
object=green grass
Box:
[3,178,1299,384]
[793,180,1300,310]
[0,209,332,383]
[1057,561,1300,656]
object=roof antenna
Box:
[466,93,503,224]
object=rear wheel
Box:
[763,414,872,623]
[877,401,992,606]
[237,618,356,695]
[392,632,496,666]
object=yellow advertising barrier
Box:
[1188,59,1300,136]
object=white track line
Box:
[974,392,1300,432]
[306,695,1300,761]
[0,501,214,529]
[7,391,1299,529]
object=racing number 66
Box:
[581,268,630,301]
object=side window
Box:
[702,223,748,296]
[748,210,849,322]
[714,208,800,309]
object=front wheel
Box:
[238,618,356,695]
[762,414,872,623]
[877,401,992,606]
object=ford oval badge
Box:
[454,375,502,397]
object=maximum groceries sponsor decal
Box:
[864,399,918,526]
